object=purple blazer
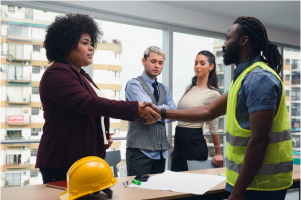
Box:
[35,62,137,169]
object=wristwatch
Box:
[161,108,166,122]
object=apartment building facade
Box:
[0,5,123,187]
[283,48,300,151]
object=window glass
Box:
[31,107,39,115]
[31,149,38,157]
[286,75,290,80]
[91,19,162,176]
[33,45,40,53]
[286,59,290,65]
[173,33,226,159]
[6,130,22,139]
[285,90,289,96]
[25,8,33,20]
[30,170,38,178]
[8,5,15,13]
[32,66,40,74]
[292,59,300,69]
[31,128,39,136]
[8,25,28,37]
[32,87,39,94]
[6,173,21,186]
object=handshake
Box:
[136,102,162,125]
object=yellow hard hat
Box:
[60,156,117,200]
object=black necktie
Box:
[152,81,159,102]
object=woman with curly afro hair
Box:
[36,13,160,183]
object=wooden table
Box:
[2,168,300,200]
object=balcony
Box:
[7,53,32,62]
[5,137,24,140]
[5,144,29,148]
[7,115,30,126]
[5,163,30,169]
[101,37,122,46]
[291,74,300,86]
[7,44,32,62]
[7,74,31,83]
[6,154,30,169]
[7,34,32,42]
[7,94,31,105]
[291,59,300,71]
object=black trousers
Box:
[126,148,166,176]
[171,127,208,172]
[40,167,69,184]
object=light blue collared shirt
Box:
[126,72,177,159]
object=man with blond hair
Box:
[125,46,176,176]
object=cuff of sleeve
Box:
[121,101,138,122]
[248,105,276,113]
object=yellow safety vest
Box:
[225,61,293,191]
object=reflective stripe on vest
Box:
[226,158,293,175]
[226,130,292,147]
[225,61,293,191]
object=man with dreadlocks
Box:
[140,16,293,200]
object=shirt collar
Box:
[141,72,157,85]
[233,55,264,83]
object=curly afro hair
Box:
[44,13,100,62]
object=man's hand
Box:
[137,102,161,125]
[212,154,223,168]
[104,133,114,149]
[170,148,174,159]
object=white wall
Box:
[93,69,121,85]
[94,50,122,66]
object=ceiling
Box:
[154,1,300,32]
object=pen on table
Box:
[123,181,128,188]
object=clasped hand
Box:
[137,102,161,125]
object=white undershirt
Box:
[89,83,108,144]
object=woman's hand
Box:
[212,154,224,168]
[137,102,161,125]
[104,133,114,149]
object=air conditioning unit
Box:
[22,61,29,65]
[21,146,27,150]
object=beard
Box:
[223,41,240,66]
[144,63,161,78]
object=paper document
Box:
[128,170,226,195]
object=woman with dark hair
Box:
[170,50,223,171]
[36,13,159,183]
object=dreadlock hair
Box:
[179,50,220,103]
[234,16,282,75]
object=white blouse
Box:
[89,83,108,144]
